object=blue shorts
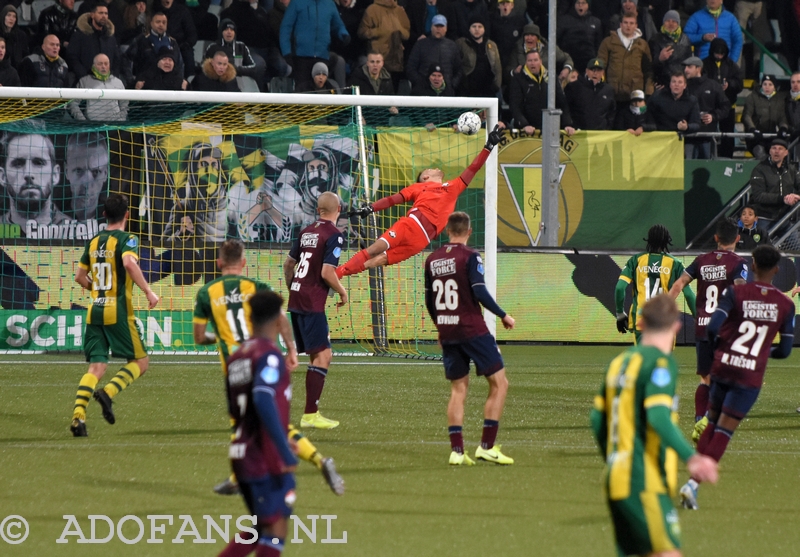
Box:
[240,474,296,525]
[695,340,714,377]
[290,312,330,355]
[442,334,504,380]
[708,379,761,421]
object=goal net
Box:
[0,88,498,357]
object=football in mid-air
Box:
[457,112,481,135]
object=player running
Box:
[615,224,697,343]
[218,290,297,557]
[424,212,516,465]
[70,193,160,437]
[336,125,505,278]
[194,239,344,496]
[592,294,718,557]
[679,245,794,510]
[668,219,747,443]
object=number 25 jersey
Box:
[287,219,343,314]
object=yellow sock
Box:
[289,424,323,469]
[73,373,99,421]
[103,362,141,399]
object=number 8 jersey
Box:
[79,229,141,326]
[711,282,795,388]
[684,250,747,339]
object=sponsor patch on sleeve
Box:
[651,367,672,388]
[127,236,138,248]
[333,247,341,258]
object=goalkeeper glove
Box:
[485,124,505,150]
[616,313,628,334]
[348,204,374,219]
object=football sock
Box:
[704,426,734,462]
[73,373,99,421]
[480,419,499,450]
[304,366,327,414]
[218,536,256,557]
[687,478,699,491]
[449,425,464,454]
[256,536,284,556]
[697,421,716,454]
[103,362,142,399]
[694,383,710,422]
[289,425,323,469]
[337,249,369,278]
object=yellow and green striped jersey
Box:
[594,345,681,499]
[619,252,686,332]
[193,275,271,368]
[78,229,140,326]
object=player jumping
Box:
[336,125,505,278]
[679,245,794,510]
[667,219,747,443]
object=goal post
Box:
[0,87,498,355]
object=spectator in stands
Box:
[334,0,366,73]
[556,0,603,73]
[650,10,692,88]
[135,46,187,90]
[597,12,653,109]
[126,12,183,79]
[263,0,291,80]
[205,19,262,87]
[156,0,197,78]
[0,37,20,86]
[77,0,125,34]
[192,45,241,92]
[743,75,789,160]
[19,35,69,88]
[703,37,742,158]
[452,0,488,40]
[614,89,656,134]
[508,23,573,87]
[749,138,800,232]
[565,57,616,130]
[406,14,462,92]
[280,0,349,88]
[69,54,127,121]
[648,72,701,148]
[786,72,800,144]
[456,16,501,97]
[684,0,742,63]
[509,50,575,135]
[297,60,340,93]
[119,0,150,45]
[737,205,770,250]
[408,0,458,46]
[358,0,410,87]
[68,3,128,82]
[683,55,728,159]
[348,51,395,95]
[412,62,455,96]
[1,6,29,69]
[185,0,218,42]
[488,0,525,81]
[37,0,78,57]
[608,0,657,41]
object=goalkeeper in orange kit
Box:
[336,125,505,279]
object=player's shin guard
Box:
[480,419,499,450]
[695,383,710,422]
[449,425,464,454]
[256,536,284,556]
[337,249,369,278]
[289,425,323,469]
[73,373,99,421]
[103,362,142,399]
[305,366,327,414]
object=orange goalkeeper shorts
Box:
[379,216,432,265]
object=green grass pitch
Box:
[1,345,800,556]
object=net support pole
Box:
[354,88,388,352]
[484,101,499,337]
[541,109,561,246]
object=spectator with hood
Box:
[557,0,603,73]
[1,6,28,68]
[703,37,742,157]
[135,46,187,90]
[205,18,262,87]
[650,10,692,87]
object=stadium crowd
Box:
[0,0,799,157]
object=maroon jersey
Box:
[685,250,748,338]
[424,243,491,344]
[288,220,344,314]
[710,282,795,388]
[226,337,292,480]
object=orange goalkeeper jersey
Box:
[399,177,468,237]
